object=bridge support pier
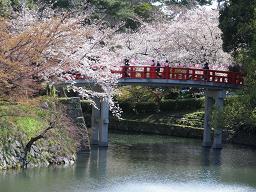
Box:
[91,98,101,145]
[212,95,224,149]
[99,98,109,147]
[203,96,214,147]
[91,97,109,147]
[203,90,225,149]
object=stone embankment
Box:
[0,139,76,170]
[0,97,90,170]
[59,97,90,152]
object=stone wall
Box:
[110,119,204,139]
[60,97,90,151]
[231,131,256,147]
[0,139,76,170]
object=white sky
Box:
[151,0,220,16]
[151,0,220,10]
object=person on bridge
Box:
[164,60,170,67]
[203,62,209,70]
[151,59,156,66]
[149,60,156,78]
[203,62,210,81]
[156,61,161,78]
[162,60,170,79]
[123,59,130,78]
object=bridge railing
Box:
[113,66,244,85]
[69,66,243,86]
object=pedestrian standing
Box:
[156,61,161,77]
[163,60,170,79]
[124,59,130,77]
[151,59,156,66]
[203,62,209,81]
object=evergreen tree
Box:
[219,0,256,131]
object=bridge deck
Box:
[69,66,243,89]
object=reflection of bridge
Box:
[68,66,244,149]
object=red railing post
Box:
[212,71,215,82]
[203,69,209,81]
[143,67,147,78]
[122,66,127,78]
[235,74,239,85]
[166,66,170,79]
[150,66,157,79]
[130,66,135,78]
[191,69,195,80]
[186,68,189,80]
[227,72,232,84]
[171,68,176,79]
[146,67,149,78]
[181,69,185,80]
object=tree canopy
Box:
[219,0,256,131]
[219,0,256,53]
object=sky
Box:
[151,0,220,16]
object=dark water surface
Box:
[1,132,256,192]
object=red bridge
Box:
[71,66,243,89]
[112,66,243,89]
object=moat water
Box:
[1,132,256,192]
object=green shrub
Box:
[118,98,204,114]
[223,96,256,133]
[118,101,135,113]
[160,98,204,112]
[0,0,11,16]
[164,91,179,100]
[134,3,153,19]
[159,100,177,112]
[135,102,158,114]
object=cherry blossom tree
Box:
[46,8,231,117]
[42,20,124,116]
[2,7,231,116]
[112,8,232,70]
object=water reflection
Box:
[201,148,222,166]
[98,147,107,177]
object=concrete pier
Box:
[203,96,214,147]
[99,98,109,147]
[203,90,225,149]
[91,97,109,147]
[91,98,101,145]
[212,95,224,149]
